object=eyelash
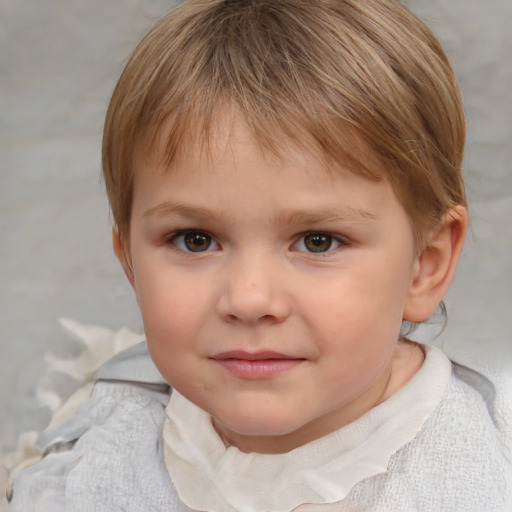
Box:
[165,230,347,254]
[167,229,219,253]
[293,232,345,254]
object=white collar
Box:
[163,345,451,512]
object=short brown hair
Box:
[102,0,466,247]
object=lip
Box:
[210,351,305,379]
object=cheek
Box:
[133,266,209,354]
[301,264,409,371]
[139,290,206,389]
[308,266,407,330]
[139,289,201,343]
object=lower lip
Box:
[213,358,303,379]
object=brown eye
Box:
[173,231,217,252]
[183,232,212,252]
[302,233,335,253]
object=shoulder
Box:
[403,363,509,476]
[321,352,512,512]
[348,359,511,511]
[9,344,188,512]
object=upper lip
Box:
[210,351,301,361]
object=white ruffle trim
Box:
[163,345,452,512]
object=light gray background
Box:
[1,0,511,454]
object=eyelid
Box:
[292,231,347,253]
[167,229,220,252]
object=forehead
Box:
[131,111,401,223]
[137,106,387,186]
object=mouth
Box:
[210,351,305,379]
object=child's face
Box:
[121,114,424,453]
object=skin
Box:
[114,112,467,454]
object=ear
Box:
[403,205,468,322]
[112,227,135,287]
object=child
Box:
[8,0,511,510]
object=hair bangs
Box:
[103,0,465,249]
[135,0,387,182]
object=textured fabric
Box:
[302,368,512,511]
[10,381,190,512]
[163,346,453,512]
[8,343,511,512]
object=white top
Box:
[8,334,511,512]
[163,345,452,512]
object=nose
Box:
[216,252,291,325]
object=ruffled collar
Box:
[163,345,451,512]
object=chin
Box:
[218,409,306,438]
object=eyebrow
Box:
[274,207,378,225]
[144,202,225,221]
[144,201,377,225]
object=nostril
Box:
[215,264,291,324]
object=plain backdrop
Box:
[1,0,511,453]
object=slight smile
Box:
[210,351,306,379]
